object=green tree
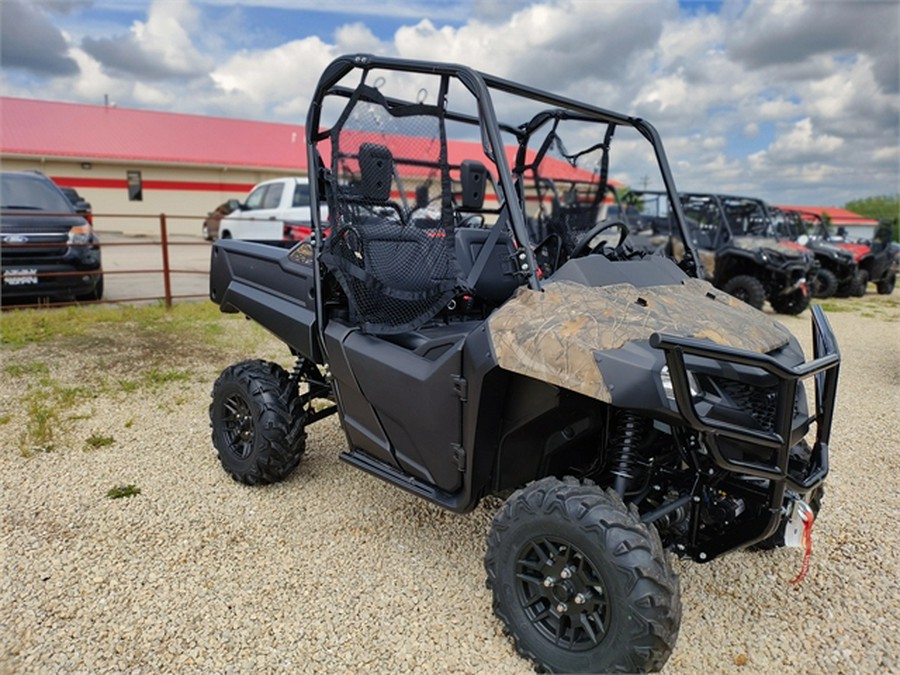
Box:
[844,194,900,240]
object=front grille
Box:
[712,378,779,431]
[1,235,69,263]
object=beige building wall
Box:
[1,156,307,237]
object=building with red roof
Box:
[1,96,600,236]
[777,205,881,240]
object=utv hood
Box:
[732,236,807,259]
[487,278,793,402]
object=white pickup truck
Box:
[218,177,324,242]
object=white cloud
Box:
[2,0,897,206]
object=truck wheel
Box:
[876,272,895,295]
[850,269,868,297]
[485,477,681,673]
[76,275,104,302]
[722,275,765,309]
[770,288,809,315]
[810,268,838,298]
[210,359,306,485]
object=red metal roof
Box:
[0,96,600,183]
[777,205,879,226]
[0,96,308,170]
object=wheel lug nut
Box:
[543,577,555,588]
[556,602,567,613]
[560,567,573,580]
[574,593,587,605]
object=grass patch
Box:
[19,392,61,456]
[117,379,140,393]
[144,368,192,386]
[85,434,115,450]
[1,301,245,351]
[0,414,11,425]
[106,484,140,499]
[3,361,50,378]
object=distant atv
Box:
[769,207,860,298]
[676,193,817,314]
[208,55,840,673]
[824,222,897,296]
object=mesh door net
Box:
[321,88,460,335]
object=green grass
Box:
[3,361,50,378]
[1,301,231,349]
[85,434,115,450]
[106,484,140,499]
[19,392,60,456]
[2,301,279,456]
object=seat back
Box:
[455,227,520,306]
[323,143,458,334]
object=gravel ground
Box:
[1,294,898,673]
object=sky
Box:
[1,0,898,208]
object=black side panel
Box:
[323,323,397,469]
[341,331,465,492]
[210,240,321,362]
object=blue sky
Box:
[1,0,898,207]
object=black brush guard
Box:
[648,305,839,558]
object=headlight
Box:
[660,365,701,400]
[67,224,93,246]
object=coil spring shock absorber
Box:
[611,410,648,497]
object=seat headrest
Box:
[460,160,487,210]
[358,143,394,202]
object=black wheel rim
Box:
[515,536,611,651]
[221,393,255,460]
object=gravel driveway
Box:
[1,295,898,673]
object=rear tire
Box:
[722,274,766,310]
[810,268,838,298]
[850,269,868,297]
[770,288,809,315]
[485,477,681,673]
[210,360,306,485]
[877,272,895,295]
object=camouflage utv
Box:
[676,193,817,314]
[208,54,840,673]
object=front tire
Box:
[850,269,868,297]
[485,477,681,673]
[76,275,104,302]
[722,274,766,309]
[770,288,809,315]
[210,360,306,485]
[810,268,838,298]
[877,271,895,295]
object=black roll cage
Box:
[304,53,701,307]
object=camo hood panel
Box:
[487,279,793,402]
[733,236,806,258]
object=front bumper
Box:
[650,304,839,492]
[1,261,102,300]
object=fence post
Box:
[159,213,173,308]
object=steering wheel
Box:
[457,213,486,229]
[570,219,630,258]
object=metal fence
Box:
[1,213,211,310]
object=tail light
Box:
[283,222,312,241]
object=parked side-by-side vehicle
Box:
[207,55,840,673]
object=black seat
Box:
[455,227,520,306]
